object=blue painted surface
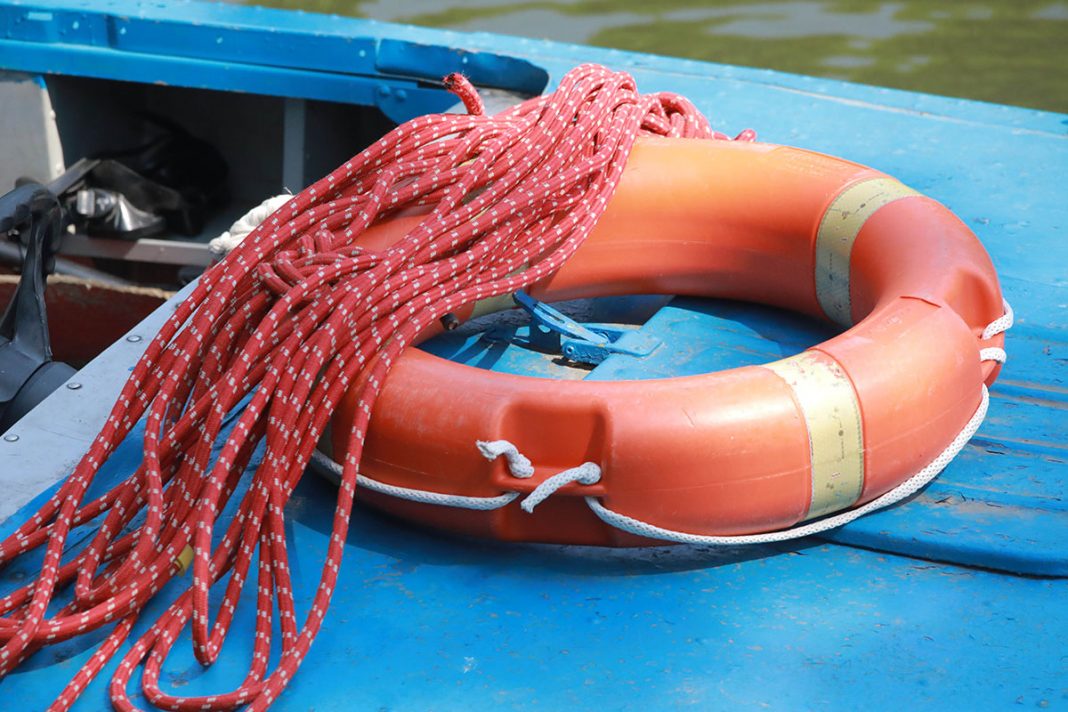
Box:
[0,1,548,121]
[4,451,1068,710]
[1,0,1067,708]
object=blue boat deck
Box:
[0,1,1065,709]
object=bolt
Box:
[66,382,82,390]
[4,434,19,442]
[126,334,142,343]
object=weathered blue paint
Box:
[2,426,1066,710]
[0,0,548,121]
[1,0,1066,708]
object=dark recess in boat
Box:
[1,74,400,366]
[42,75,397,284]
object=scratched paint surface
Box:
[0,1,1066,709]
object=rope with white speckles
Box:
[0,65,743,710]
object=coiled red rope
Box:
[0,64,743,709]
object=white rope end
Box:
[476,439,534,478]
[209,194,293,257]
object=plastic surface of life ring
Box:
[328,138,1007,546]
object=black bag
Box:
[50,115,229,239]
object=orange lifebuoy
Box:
[328,138,1007,546]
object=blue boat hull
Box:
[0,1,1065,708]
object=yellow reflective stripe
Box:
[468,264,529,319]
[764,351,864,520]
[470,292,517,319]
[174,545,194,576]
[815,178,919,326]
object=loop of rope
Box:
[982,298,1014,340]
[315,298,1015,531]
[519,463,601,513]
[980,347,1007,364]
[980,299,1013,365]
[0,65,734,710]
[360,298,1012,540]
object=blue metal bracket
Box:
[484,291,661,366]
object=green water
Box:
[226,0,1068,113]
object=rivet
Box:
[66,382,82,390]
[4,434,19,442]
[126,335,142,343]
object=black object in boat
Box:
[48,115,229,239]
[0,183,76,432]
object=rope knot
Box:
[476,440,601,513]
[519,463,601,513]
[476,440,534,478]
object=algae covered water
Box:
[225,0,1068,114]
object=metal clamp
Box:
[485,291,661,366]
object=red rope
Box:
[0,64,744,710]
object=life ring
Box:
[326,137,1008,546]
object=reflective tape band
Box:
[468,264,529,319]
[815,178,919,326]
[174,545,194,576]
[470,292,518,319]
[764,351,864,520]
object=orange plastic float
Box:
[326,137,1009,546]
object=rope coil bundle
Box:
[0,65,734,710]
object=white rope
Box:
[476,440,534,478]
[585,384,990,545]
[980,347,1007,364]
[977,301,1012,365]
[208,194,292,257]
[307,301,1012,539]
[520,463,600,513]
[982,299,1014,340]
[310,450,520,510]
[579,305,1011,544]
